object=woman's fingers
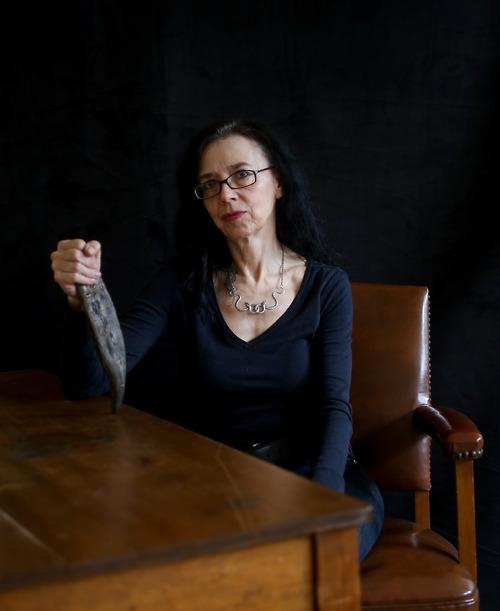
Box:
[82,240,102,263]
[51,239,102,299]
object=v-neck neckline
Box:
[211,262,311,347]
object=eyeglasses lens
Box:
[195,170,257,200]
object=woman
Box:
[51,118,383,559]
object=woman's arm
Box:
[53,240,178,399]
[309,269,353,492]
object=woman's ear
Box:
[274,175,284,199]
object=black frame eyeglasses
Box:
[194,166,275,200]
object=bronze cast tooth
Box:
[77,279,126,413]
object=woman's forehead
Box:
[199,134,268,173]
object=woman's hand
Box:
[51,239,102,312]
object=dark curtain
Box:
[2,1,499,607]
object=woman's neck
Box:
[227,237,283,284]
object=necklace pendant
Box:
[228,247,286,315]
[246,301,267,314]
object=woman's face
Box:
[197,134,283,244]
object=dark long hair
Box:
[174,119,332,311]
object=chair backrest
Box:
[350,283,431,492]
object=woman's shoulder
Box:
[302,259,352,314]
[305,258,350,285]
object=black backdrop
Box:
[2,1,499,606]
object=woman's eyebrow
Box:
[198,161,252,182]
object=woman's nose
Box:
[220,182,237,201]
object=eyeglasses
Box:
[194,166,275,200]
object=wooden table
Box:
[0,370,370,610]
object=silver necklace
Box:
[228,247,285,314]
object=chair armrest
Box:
[415,404,483,580]
[414,404,484,459]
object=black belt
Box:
[247,440,360,470]
[246,438,296,466]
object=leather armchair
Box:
[350,283,483,610]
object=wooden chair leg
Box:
[455,459,477,580]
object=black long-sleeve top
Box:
[61,259,353,492]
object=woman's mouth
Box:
[221,211,246,222]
